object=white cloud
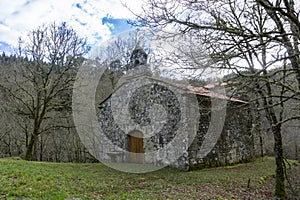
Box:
[0,0,143,48]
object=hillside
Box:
[0,157,299,199]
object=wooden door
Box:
[129,131,144,163]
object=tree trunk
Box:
[39,135,43,161]
[258,76,287,199]
[259,133,264,157]
[24,134,37,161]
[254,98,264,157]
[295,132,299,160]
[272,124,287,199]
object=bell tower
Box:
[127,46,148,71]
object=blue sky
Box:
[0,0,142,54]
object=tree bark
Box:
[272,124,287,199]
[254,98,264,157]
[24,134,37,161]
[262,80,287,199]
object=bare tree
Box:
[257,0,300,90]
[129,0,300,198]
[0,22,89,161]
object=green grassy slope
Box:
[0,157,298,200]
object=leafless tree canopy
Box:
[0,22,89,161]
[129,0,300,198]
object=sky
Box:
[0,0,143,54]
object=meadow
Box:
[0,157,299,200]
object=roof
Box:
[176,84,247,104]
[97,68,247,106]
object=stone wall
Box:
[188,96,253,170]
[97,73,195,170]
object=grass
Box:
[0,157,299,200]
